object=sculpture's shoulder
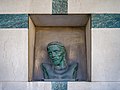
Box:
[69,62,78,70]
[69,62,78,79]
[41,63,52,79]
[41,63,51,70]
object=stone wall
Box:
[0,1,120,90]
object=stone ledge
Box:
[0,82,120,90]
[1,82,51,90]
[68,82,120,90]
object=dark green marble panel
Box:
[0,14,28,28]
[52,82,67,90]
[92,14,120,28]
[52,0,68,14]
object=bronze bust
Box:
[41,41,78,81]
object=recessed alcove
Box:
[28,15,91,81]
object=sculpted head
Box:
[47,41,66,66]
[41,41,78,80]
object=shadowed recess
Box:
[52,0,68,14]
[52,82,67,90]
[92,14,120,28]
[0,14,28,28]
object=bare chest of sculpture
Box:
[41,63,78,79]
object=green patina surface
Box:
[92,14,120,28]
[0,14,28,28]
[41,41,78,80]
[52,82,67,90]
[52,0,68,14]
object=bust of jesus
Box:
[41,41,78,81]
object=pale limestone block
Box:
[0,0,30,14]
[1,82,51,90]
[68,0,120,13]
[29,0,52,14]
[91,82,120,90]
[92,28,120,81]
[68,82,120,90]
[0,83,2,90]
[28,82,51,90]
[2,82,27,90]
[68,82,90,90]
[0,0,52,14]
[0,29,28,81]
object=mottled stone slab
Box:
[68,82,120,90]
[52,0,68,14]
[52,82,67,90]
[92,28,120,81]
[92,14,120,28]
[0,14,28,28]
[0,29,28,81]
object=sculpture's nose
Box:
[51,52,56,58]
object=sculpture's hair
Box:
[47,41,64,49]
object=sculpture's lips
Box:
[52,57,58,60]
[52,59,58,61]
[52,58,59,62]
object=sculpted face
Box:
[47,45,65,66]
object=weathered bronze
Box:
[41,41,78,80]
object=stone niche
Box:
[29,15,91,81]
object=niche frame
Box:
[28,14,91,81]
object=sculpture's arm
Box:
[41,63,49,79]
